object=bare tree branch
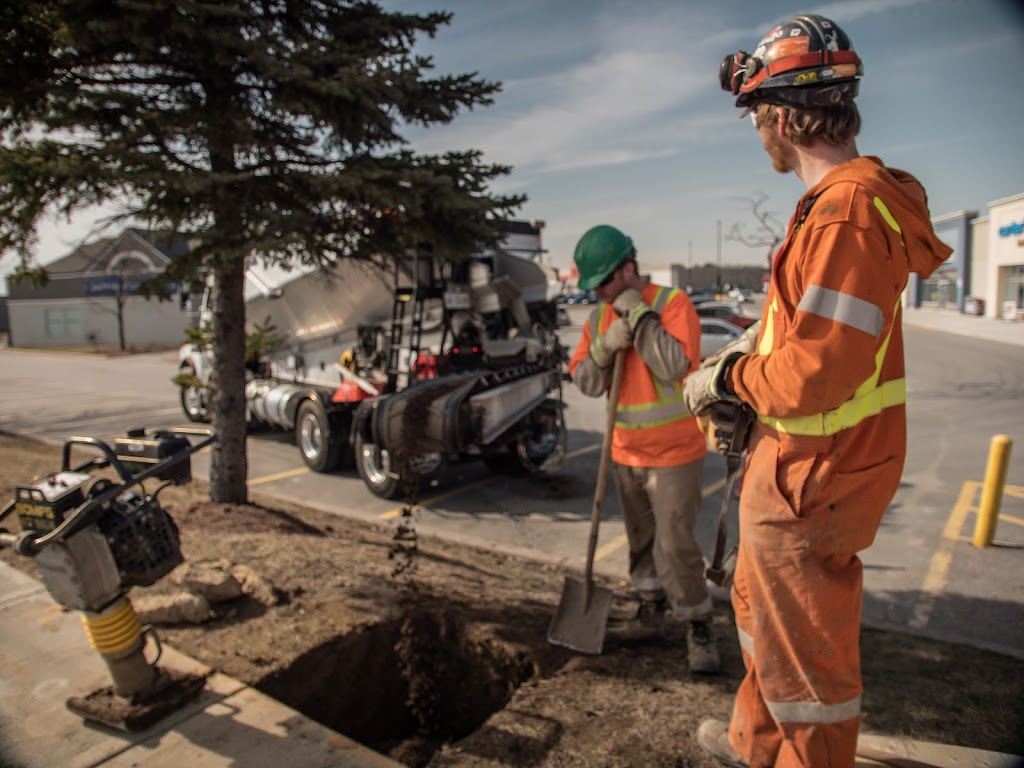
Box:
[726,193,784,262]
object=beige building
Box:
[971,193,1024,320]
[5,228,190,348]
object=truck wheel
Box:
[296,400,342,473]
[353,431,402,500]
[178,364,208,423]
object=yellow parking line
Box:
[377,443,605,520]
[565,442,601,460]
[248,467,310,487]
[993,512,1024,528]
[375,446,734,552]
[909,480,978,629]
[594,475,733,563]
[379,476,496,519]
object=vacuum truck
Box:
[176,221,570,499]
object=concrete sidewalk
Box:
[902,305,1024,347]
[0,562,403,768]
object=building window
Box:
[45,309,81,338]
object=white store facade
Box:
[973,193,1024,321]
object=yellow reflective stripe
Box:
[615,411,693,430]
[758,377,905,436]
[873,197,901,234]
[758,300,903,436]
[587,304,607,338]
[652,286,678,313]
[615,396,693,429]
[758,296,776,356]
[587,288,693,429]
[588,304,609,359]
[874,196,906,249]
[765,694,862,725]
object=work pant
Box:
[728,428,899,768]
[612,458,710,620]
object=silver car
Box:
[700,317,743,360]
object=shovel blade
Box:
[546,576,613,655]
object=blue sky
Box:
[3,0,1022,289]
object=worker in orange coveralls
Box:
[569,225,718,674]
[683,13,952,768]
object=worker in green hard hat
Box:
[568,224,717,673]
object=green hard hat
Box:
[574,225,634,290]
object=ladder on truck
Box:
[385,251,442,393]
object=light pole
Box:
[716,219,722,292]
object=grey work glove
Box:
[590,316,633,368]
[701,320,760,369]
[613,288,653,330]
[684,351,743,416]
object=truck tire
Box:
[178,364,209,423]
[353,431,402,500]
[296,400,342,473]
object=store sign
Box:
[85,277,177,296]
[86,277,145,295]
[998,221,1023,237]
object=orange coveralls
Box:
[725,157,951,768]
[569,283,709,615]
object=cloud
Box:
[810,0,936,24]
[409,4,729,178]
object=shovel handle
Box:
[584,351,625,589]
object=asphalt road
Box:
[1,302,1022,657]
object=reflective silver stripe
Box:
[797,285,884,338]
[652,286,676,313]
[587,306,605,338]
[615,398,690,425]
[765,694,862,725]
[737,626,754,658]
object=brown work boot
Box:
[696,719,748,768]
[605,599,666,642]
[686,619,720,674]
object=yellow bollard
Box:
[973,434,1012,548]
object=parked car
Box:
[700,317,743,360]
[687,291,718,305]
[563,289,598,305]
[727,287,755,303]
[696,301,758,329]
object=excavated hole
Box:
[256,608,536,767]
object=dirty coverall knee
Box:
[613,458,710,620]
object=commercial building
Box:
[906,193,1024,323]
[4,228,190,349]
[973,193,1024,321]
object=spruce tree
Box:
[0,0,522,502]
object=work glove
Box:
[701,321,760,369]
[613,288,653,330]
[683,351,743,416]
[590,316,633,368]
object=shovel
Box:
[547,350,625,654]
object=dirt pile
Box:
[1,432,1023,767]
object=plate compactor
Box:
[0,427,215,731]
